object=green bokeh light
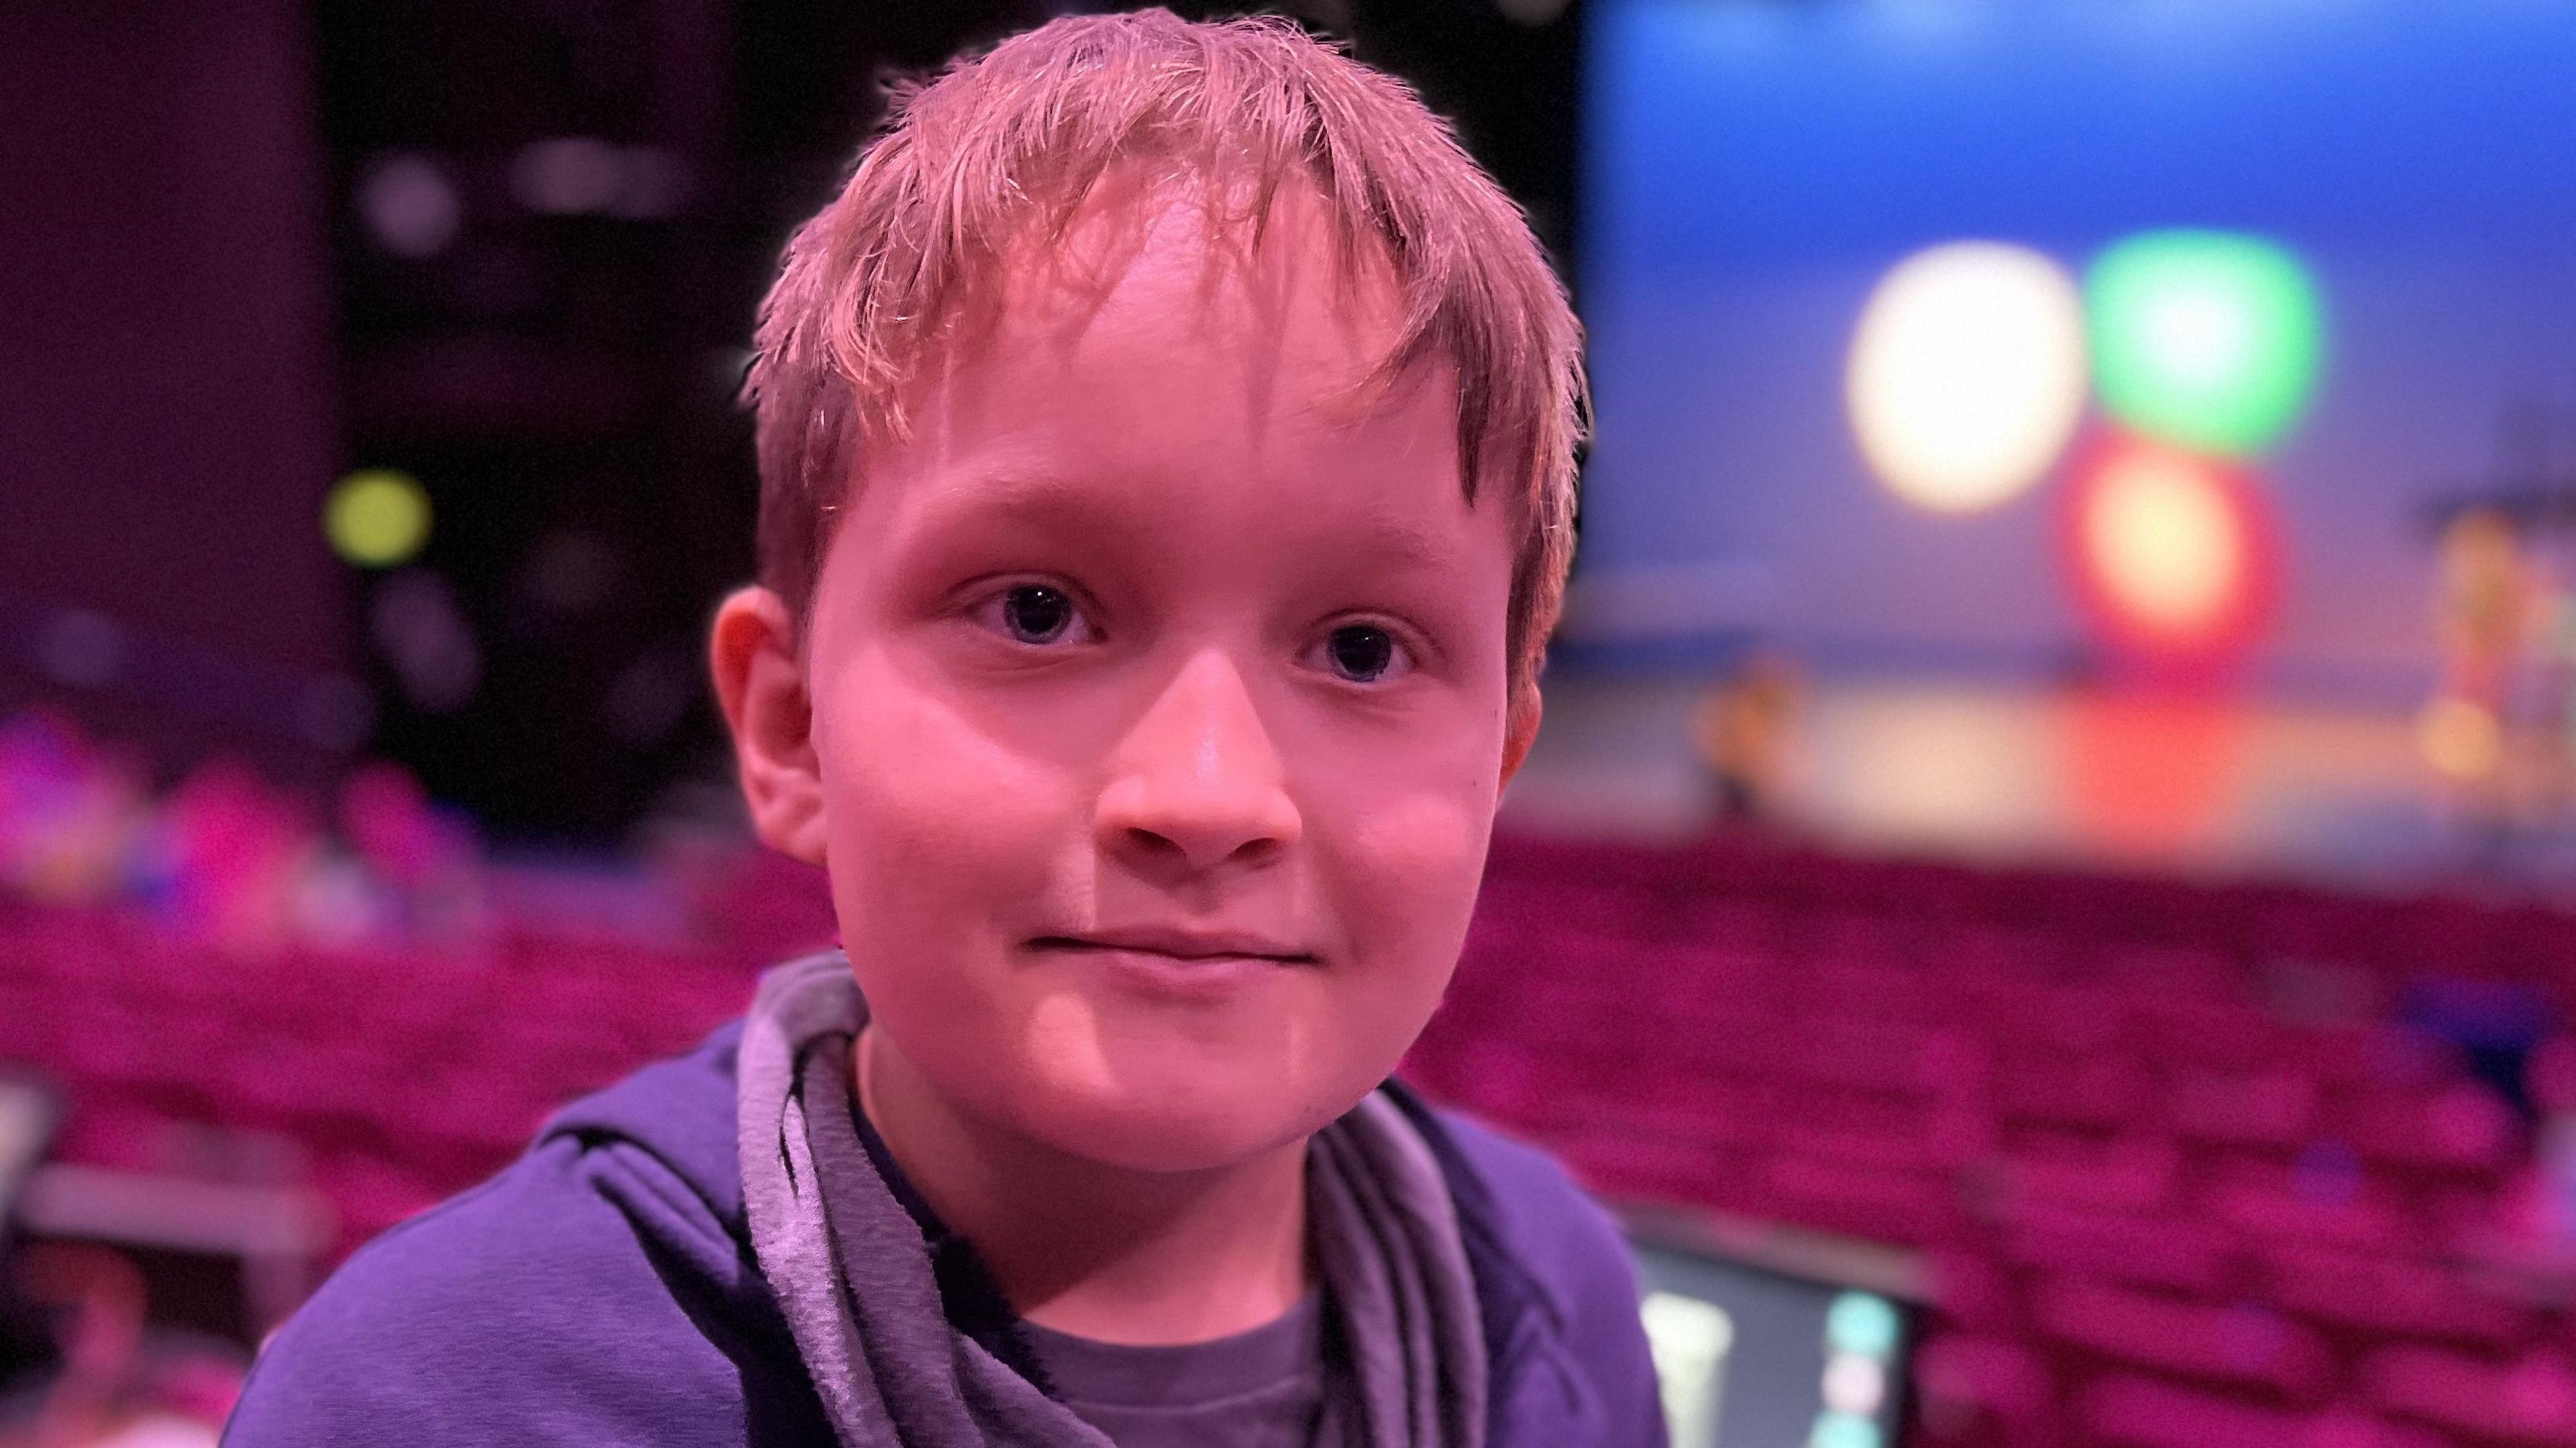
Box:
[1808,1410,1883,1448]
[1825,1291,1901,1359]
[326,469,431,568]
[2086,230,2323,455]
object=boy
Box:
[225,12,1664,1445]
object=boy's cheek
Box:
[814,689,1069,926]
[820,655,1065,812]
[1334,788,1495,964]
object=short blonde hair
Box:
[743,8,1585,695]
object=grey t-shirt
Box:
[1019,1289,1356,1447]
[851,1093,1364,1447]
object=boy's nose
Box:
[1095,647,1303,877]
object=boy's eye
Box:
[975,583,1097,647]
[1317,623,1408,684]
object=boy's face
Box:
[724,189,1536,1172]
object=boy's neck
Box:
[854,1021,1314,1346]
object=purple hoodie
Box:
[220,1019,1667,1447]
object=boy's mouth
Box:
[1032,928,1314,964]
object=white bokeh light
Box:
[1822,1351,1888,1416]
[1847,241,2089,513]
[1640,1291,1735,1448]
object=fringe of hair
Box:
[743,8,1586,694]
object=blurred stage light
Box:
[370,571,481,713]
[2063,687,2243,860]
[1640,1290,1734,1448]
[1807,1410,1882,1448]
[2418,695,2502,779]
[2086,230,2322,455]
[327,469,431,569]
[511,137,623,215]
[2086,455,2239,631]
[1847,241,2088,513]
[1821,1353,1888,1416]
[1825,1292,1901,1359]
[358,154,461,259]
[2061,437,2277,667]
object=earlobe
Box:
[709,587,829,865]
[1498,682,1543,791]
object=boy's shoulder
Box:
[223,1021,830,1447]
[1393,1089,1664,1445]
[1413,1095,1638,1304]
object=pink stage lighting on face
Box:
[2058,433,2282,674]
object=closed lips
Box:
[1034,932,1312,962]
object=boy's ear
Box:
[1499,681,1542,791]
[709,586,828,866]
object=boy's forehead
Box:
[955,171,1415,401]
[849,168,1487,539]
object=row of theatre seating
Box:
[4,835,2575,1445]
[0,902,761,1251]
[1403,834,2576,1448]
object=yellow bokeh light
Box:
[2080,453,2242,636]
[1848,241,2089,513]
[326,469,431,568]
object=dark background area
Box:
[1,0,1584,842]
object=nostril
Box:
[1224,834,1287,867]
[1119,825,1190,858]
[1096,772,1301,875]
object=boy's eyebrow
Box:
[1329,516,1469,571]
[928,466,1097,513]
[896,466,1115,539]
[904,466,1159,547]
[914,465,1477,569]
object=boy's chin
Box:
[1018,1076,1356,1176]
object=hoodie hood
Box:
[539,1018,1539,1348]
[224,1016,1666,1448]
